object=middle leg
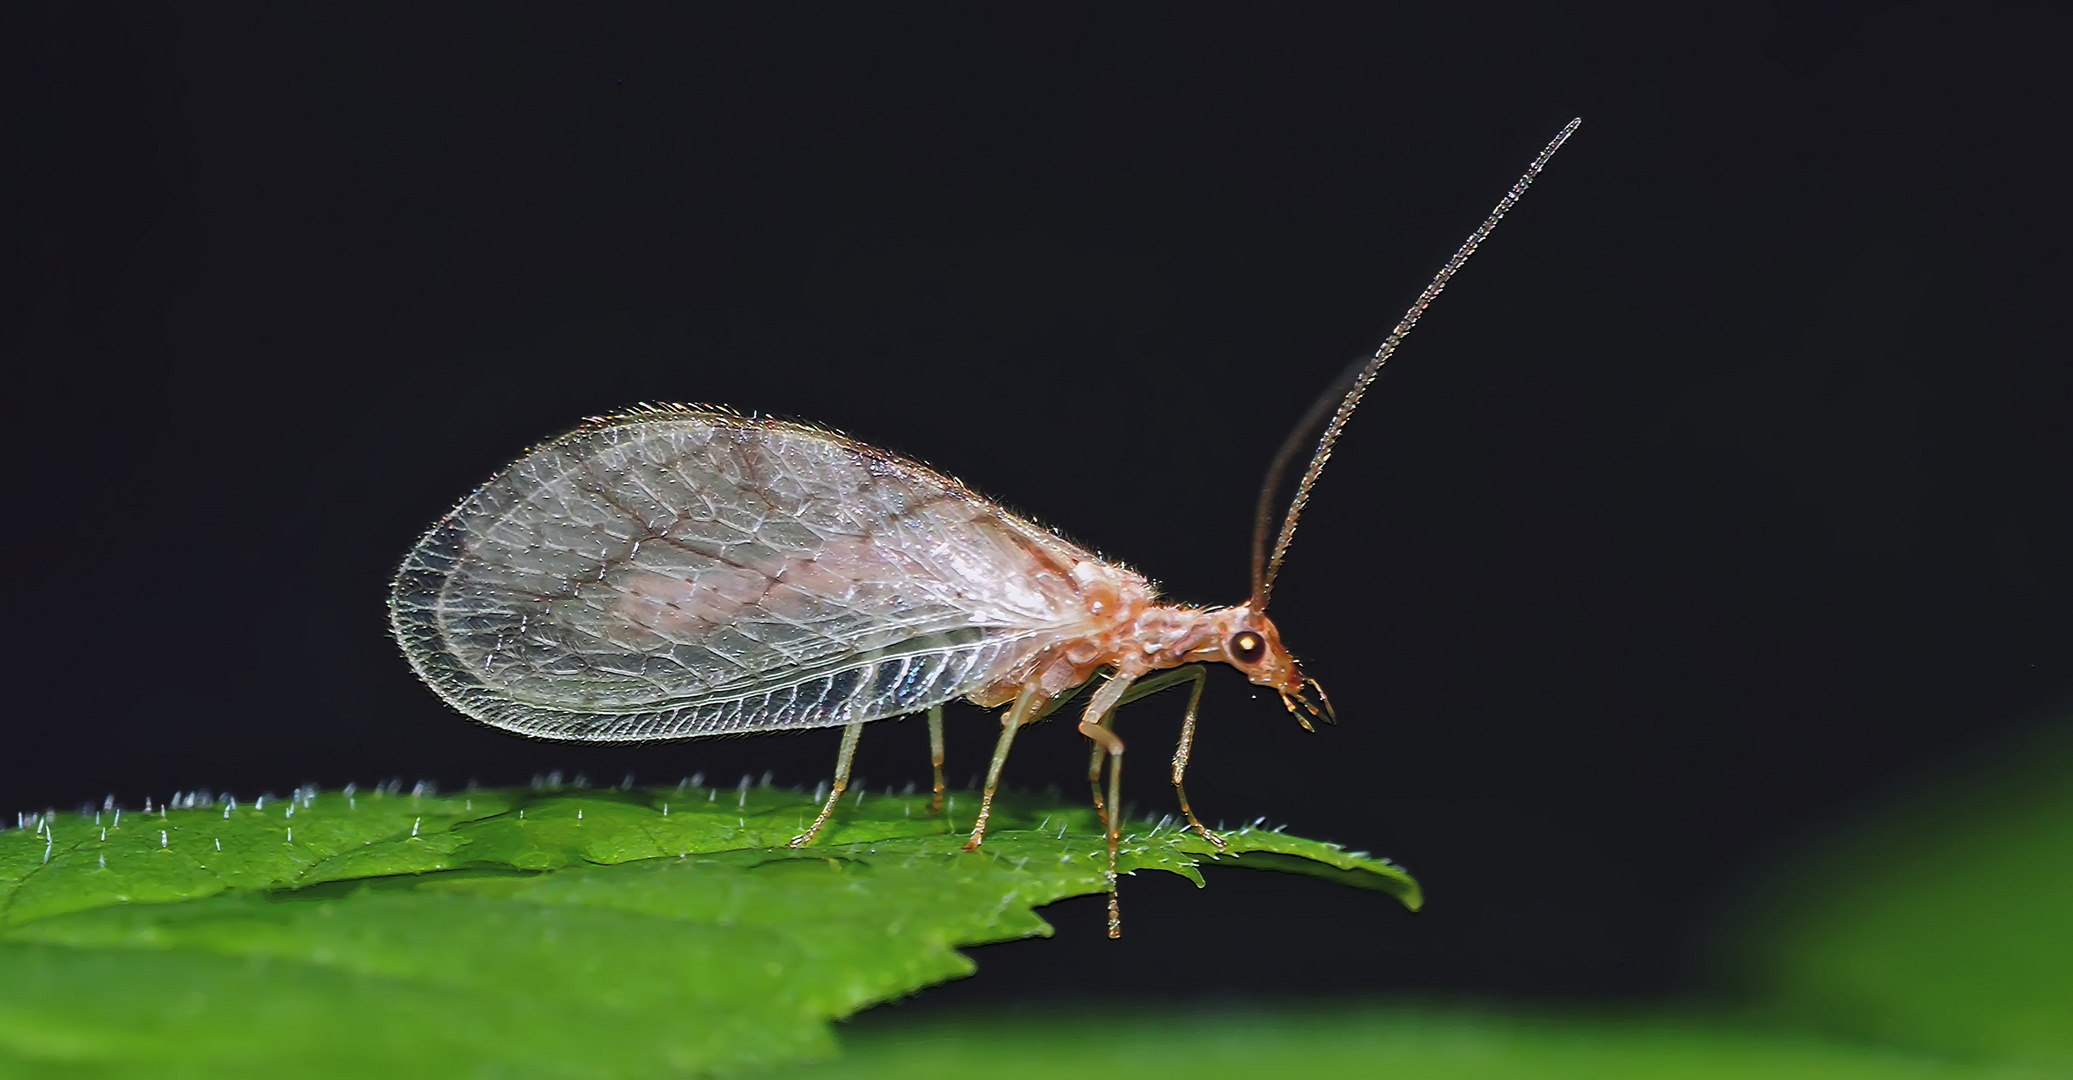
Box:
[1075,671,1141,939]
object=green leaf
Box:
[1722,716,2073,1065]
[775,1005,2055,1080]
[0,782,1416,1077]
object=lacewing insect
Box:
[391,119,1579,937]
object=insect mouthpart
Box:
[1279,677,1336,732]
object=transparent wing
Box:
[390,407,1102,741]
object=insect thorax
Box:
[969,556,1234,709]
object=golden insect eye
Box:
[1229,632,1266,664]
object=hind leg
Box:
[964,682,1043,850]
[790,721,863,848]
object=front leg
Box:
[1111,666,1224,850]
[1163,666,1224,850]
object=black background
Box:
[6,3,2069,1012]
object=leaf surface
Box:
[1724,718,2073,1065]
[0,782,1416,1076]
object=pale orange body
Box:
[963,554,1307,715]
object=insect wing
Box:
[390,408,1094,741]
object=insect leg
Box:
[1163,666,1225,850]
[1110,665,1206,706]
[789,721,864,848]
[927,704,946,814]
[1076,671,1140,940]
[1081,671,1173,821]
[1085,732,1108,822]
[1104,666,1222,848]
[964,682,1043,851]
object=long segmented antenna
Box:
[1249,118,1581,613]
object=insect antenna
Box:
[1249,118,1582,614]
